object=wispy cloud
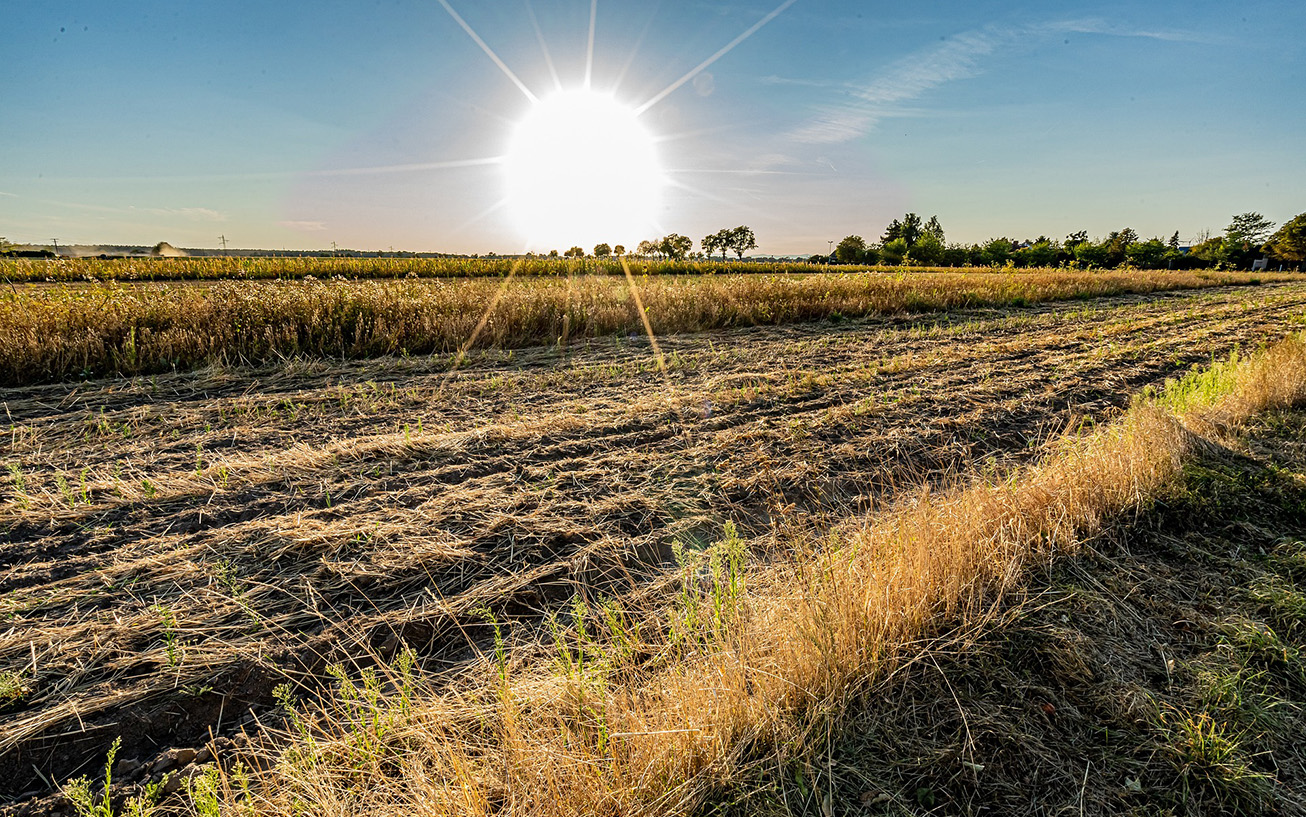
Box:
[790,19,1209,145]
[0,191,17,198]
[278,220,328,232]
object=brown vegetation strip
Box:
[0,268,1294,384]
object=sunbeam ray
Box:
[524,0,563,92]
[584,0,599,89]
[635,0,798,115]
[451,195,513,240]
[436,0,538,103]
[305,157,505,178]
[611,0,663,94]
[619,256,669,380]
[447,256,527,375]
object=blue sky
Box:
[2,0,1302,255]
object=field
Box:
[4,273,1306,815]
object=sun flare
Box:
[504,89,663,251]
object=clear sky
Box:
[3,0,1303,255]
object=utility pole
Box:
[827,239,834,265]
[51,238,60,256]
[219,234,229,256]
[331,241,338,257]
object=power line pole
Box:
[51,238,60,256]
[219,234,229,256]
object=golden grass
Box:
[216,333,1306,817]
[1,268,1297,385]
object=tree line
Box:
[545,227,758,262]
[824,211,1306,271]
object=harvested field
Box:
[2,282,1306,811]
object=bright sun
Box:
[504,89,663,251]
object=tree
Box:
[881,218,904,244]
[1266,213,1306,267]
[1101,228,1138,267]
[880,237,908,266]
[1073,240,1109,269]
[726,226,757,259]
[702,230,728,260]
[835,235,866,264]
[908,231,944,266]
[613,245,626,256]
[1226,212,1276,246]
[593,243,612,258]
[1017,238,1059,268]
[636,240,658,258]
[564,246,585,258]
[660,233,693,260]
[924,215,945,244]
[1125,238,1168,269]
[980,238,1013,266]
[899,213,923,247]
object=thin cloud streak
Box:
[524,1,564,92]
[790,18,1210,145]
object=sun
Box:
[504,89,664,251]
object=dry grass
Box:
[5,284,1306,815]
[204,312,1306,813]
[1,267,1296,384]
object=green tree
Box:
[899,213,923,247]
[1226,212,1276,245]
[835,235,867,264]
[1266,213,1306,267]
[924,215,945,243]
[1073,240,1110,269]
[980,237,1014,266]
[593,243,612,258]
[1103,228,1139,266]
[702,230,729,260]
[613,245,626,256]
[1125,238,1168,269]
[660,233,693,260]
[1018,238,1059,268]
[636,240,658,257]
[908,231,944,266]
[880,237,908,265]
[726,226,757,259]
[881,218,903,244]
[1189,235,1227,268]
[564,246,585,258]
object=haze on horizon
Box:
[2,0,1303,256]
